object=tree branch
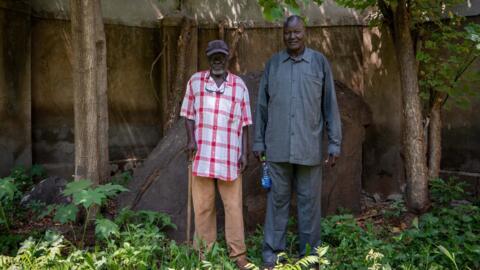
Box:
[454,55,478,82]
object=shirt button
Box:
[291,114,294,118]
[291,132,294,135]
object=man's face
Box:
[283,20,305,53]
[208,53,228,76]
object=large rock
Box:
[21,176,69,205]
[322,81,371,215]
[117,120,192,241]
[118,72,371,241]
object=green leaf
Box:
[95,218,119,240]
[316,246,329,257]
[30,164,45,178]
[438,245,459,270]
[0,178,17,201]
[335,0,375,10]
[44,229,64,245]
[53,204,78,224]
[73,189,106,209]
[412,217,419,229]
[63,179,93,196]
[285,0,301,15]
[264,5,284,22]
[455,97,471,109]
[95,183,128,198]
[37,204,57,220]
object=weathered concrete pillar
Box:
[0,0,32,176]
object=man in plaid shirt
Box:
[180,40,252,269]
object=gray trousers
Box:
[262,162,323,265]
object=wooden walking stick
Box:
[186,157,193,244]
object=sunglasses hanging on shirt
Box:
[205,83,226,94]
[205,73,228,94]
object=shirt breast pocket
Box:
[302,72,323,86]
[301,72,323,100]
[218,95,240,125]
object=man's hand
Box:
[186,140,197,161]
[185,119,196,161]
[239,154,248,172]
[253,151,265,162]
[324,154,338,167]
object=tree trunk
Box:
[164,17,195,132]
[94,0,109,184]
[392,0,430,212]
[427,91,447,179]
[428,105,441,179]
[70,0,109,185]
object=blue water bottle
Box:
[261,156,272,190]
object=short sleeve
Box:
[241,84,253,127]
[180,78,195,120]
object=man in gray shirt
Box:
[253,15,342,268]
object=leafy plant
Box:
[95,218,119,240]
[365,249,391,270]
[258,0,323,21]
[0,234,27,256]
[418,22,480,110]
[111,171,133,186]
[8,165,46,192]
[430,177,468,205]
[0,177,18,231]
[0,231,70,270]
[0,225,167,270]
[437,245,459,270]
[245,246,330,269]
[383,199,406,219]
[0,165,47,232]
[114,208,176,231]
[44,179,128,245]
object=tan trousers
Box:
[192,174,246,259]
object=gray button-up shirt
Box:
[253,47,342,165]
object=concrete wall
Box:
[25,0,366,179]
[0,0,31,177]
[361,17,480,197]
[442,15,480,175]
[443,97,480,174]
[31,18,163,177]
[24,0,366,180]
[31,0,366,27]
[2,0,480,195]
[362,26,405,196]
[185,0,365,26]
[197,25,363,92]
[31,0,178,27]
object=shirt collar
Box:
[281,47,312,63]
[205,70,232,86]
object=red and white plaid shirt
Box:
[180,71,252,181]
